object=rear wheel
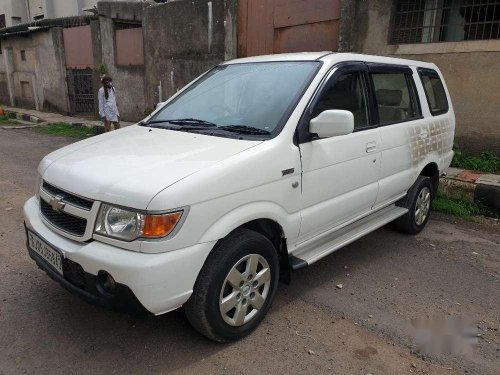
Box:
[395,176,433,235]
[184,228,279,342]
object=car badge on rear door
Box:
[50,195,66,213]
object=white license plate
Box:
[28,231,63,274]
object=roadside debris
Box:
[336,284,343,289]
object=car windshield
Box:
[147,61,320,137]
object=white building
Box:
[0,0,147,27]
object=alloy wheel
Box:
[219,254,271,326]
[415,186,431,226]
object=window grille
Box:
[391,0,500,44]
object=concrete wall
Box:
[143,0,237,109]
[5,35,39,108]
[0,28,69,112]
[346,0,500,155]
[92,0,238,120]
[33,28,70,112]
[1,0,145,22]
[96,1,145,121]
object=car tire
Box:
[184,228,279,342]
[395,176,433,235]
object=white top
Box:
[98,86,120,122]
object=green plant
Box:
[0,114,18,124]
[144,107,154,117]
[96,64,108,77]
[451,145,500,174]
[432,195,481,219]
[36,123,101,138]
[432,188,499,220]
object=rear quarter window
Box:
[418,69,449,116]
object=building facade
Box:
[0,0,146,27]
[236,0,499,154]
[341,0,500,154]
[0,0,235,121]
[0,0,498,155]
[0,0,29,27]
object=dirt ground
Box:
[0,128,499,375]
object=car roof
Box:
[224,52,437,70]
[223,52,331,64]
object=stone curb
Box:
[1,124,39,130]
[440,167,500,213]
[4,109,105,128]
[5,110,45,124]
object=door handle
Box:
[366,142,377,153]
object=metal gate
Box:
[238,0,340,57]
[67,69,95,115]
[63,25,95,115]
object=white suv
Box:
[24,53,455,342]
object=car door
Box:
[297,62,381,241]
[367,64,427,209]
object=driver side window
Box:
[311,72,369,130]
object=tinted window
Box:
[420,72,449,116]
[372,73,420,124]
[312,72,369,130]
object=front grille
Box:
[40,199,87,236]
[42,181,93,210]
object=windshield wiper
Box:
[141,118,218,128]
[218,125,271,135]
[163,118,218,127]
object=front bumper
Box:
[24,196,215,315]
[26,232,149,315]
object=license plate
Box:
[27,231,63,274]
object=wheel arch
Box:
[419,161,440,196]
[199,204,294,283]
[239,219,291,283]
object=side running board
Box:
[290,205,408,270]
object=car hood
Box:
[41,125,262,209]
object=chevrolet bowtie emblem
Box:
[49,195,66,213]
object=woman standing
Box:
[98,76,120,132]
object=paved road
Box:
[0,128,499,375]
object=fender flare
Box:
[198,201,298,244]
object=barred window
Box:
[391,0,500,44]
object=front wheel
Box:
[395,176,433,235]
[184,228,279,342]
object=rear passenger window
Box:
[371,73,421,124]
[419,70,449,116]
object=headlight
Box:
[94,204,184,241]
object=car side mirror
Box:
[309,110,354,139]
